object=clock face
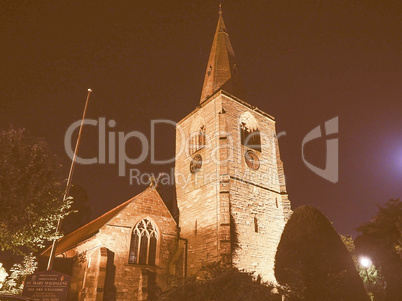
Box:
[190,154,202,174]
[245,150,260,170]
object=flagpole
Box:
[47,88,93,270]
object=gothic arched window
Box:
[240,112,261,152]
[199,125,206,148]
[129,219,158,265]
[189,119,206,155]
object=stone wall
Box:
[62,187,178,301]
[222,93,288,282]
[176,91,291,281]
[175,94,224,275]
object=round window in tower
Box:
[190,154,203,174]
[245,150,260,170]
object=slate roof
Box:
[199,8,244,103]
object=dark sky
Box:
[1,0,401,236]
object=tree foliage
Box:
[0,253,37,294]
[160,262,280,301]
[0,127,72,252]
[355,198,402,301]
[275,206,369,301]
[61,184,91,234]
[341,235,386,301]
[0,263,7,289]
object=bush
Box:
[275,206,369,301]
[160,262,281,301]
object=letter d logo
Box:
[302,117,339,183]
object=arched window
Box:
[198,125,206,148]
[189,118,206,154]
[240,112,261,152]
[129,219,158,265]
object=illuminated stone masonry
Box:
[175,9,291,281]
[175,91,292,281]
[43,9,292,300]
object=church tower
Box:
[175,9,292,281]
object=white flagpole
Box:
[47,88,93,270]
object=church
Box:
[43,9,292,301]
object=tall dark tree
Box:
[355,199,402,301]
[275,206,369,301]
[0,127,72,253]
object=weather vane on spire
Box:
[219,3,222,15]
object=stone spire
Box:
[200,6,244,103]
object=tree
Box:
[341,235,386,301]
[160,262,280,301]
[0,253,37,294]
[275,206,369,301]
[61,184,91,234]
[355,199,402,301]
[0,263,7,289]
[0,127,72,252]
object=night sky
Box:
[1,1,401,237]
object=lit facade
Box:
[44,10,292,300]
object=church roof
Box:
[42,186,171,256]
[199,7,244,103]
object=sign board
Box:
[22,270,70,301]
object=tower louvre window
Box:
[199,125,205,148]
[129,219,158,265]
[240,112,261,152]
[189,124,206,154]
